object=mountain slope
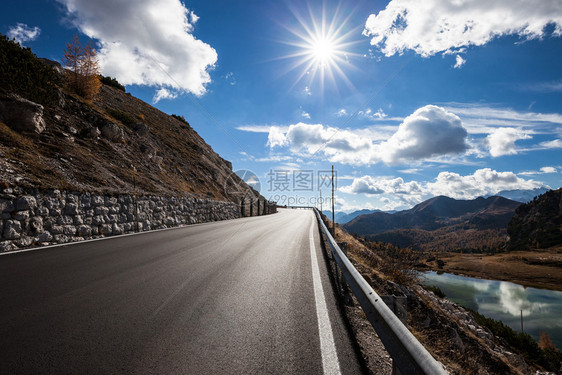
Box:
[507,188,562,250]
[486,188,549,203]
[0,36,253,202]
[343,196,521,251]
[323,209,381,224]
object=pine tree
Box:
[63,35,82,95]
[80,42,101,100]
[62,35,101,101]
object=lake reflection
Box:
[421,271,562,349]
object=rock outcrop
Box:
[0,93,46,133]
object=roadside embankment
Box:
[0,187,275,253]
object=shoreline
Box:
[421,249,562,292]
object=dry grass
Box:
[425,249,562,291]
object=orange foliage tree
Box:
[63,35,101,101]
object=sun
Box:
[277,3,361,92]
[310,36,336,65]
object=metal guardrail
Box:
[313,208,447,375]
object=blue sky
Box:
[2,0,562,211]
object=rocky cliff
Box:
[0,34,254,202]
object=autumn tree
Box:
[63,35,101,101]
[539,331,556,350]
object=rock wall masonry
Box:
[0,188,249,252]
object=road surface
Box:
[0,208,364,374]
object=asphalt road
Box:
[0,208,364,374]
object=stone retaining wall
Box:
[0,189,243,252]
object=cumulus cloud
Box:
[379,105,468,164]
[340,176,423,196]
[342,168,546,202]
[426,168,544,199]
[454,55,466,69]
[57,0,217,96]
[267,126,288,148]
[152,88,178,103]
[301,111,311,119]
[260,105,468,166]
[363,0,562,57]
[485,127,531,157]
[7,23,40,45]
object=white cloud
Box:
[225,72,236,85]
[336,109,348,117]
[522,80,562,92]
[358,108,388,120]
[519,166,558,175]
[301,111,311,119]
[363,0,562,57]
[342,168,546,203]
[262,105,468,166]
[379,105,468,164]
[453,55,466,69]
[540,139,562,148]
[485,127,531,157]
[267,126,288,148]
[337,107,404,122]
[340,176,423,196]
[540,166,557,174]
[442,103,562,134]
[152,88,178,103]
[7,23,40,45]
[426,168,544,200]
[236,125,288,133]
[57,0,217,96]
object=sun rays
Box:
[277,2,362,94]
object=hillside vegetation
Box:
[507,187,562,250]
[0,34,254,202]
[343,196,521,252]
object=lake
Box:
[421,271,562,349]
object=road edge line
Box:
[310,217,342,375]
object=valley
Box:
[421,248,562,292]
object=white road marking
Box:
[309,217,342,375]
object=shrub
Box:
[107,108,135,126]
[0,33,60,106]
[100,75,125,91]
[422,285,446,298]
[171,114,190,127]
[367,241,421,284]
[470,309,562,371]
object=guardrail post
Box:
[382,295,408,375]
[339,242,352,305]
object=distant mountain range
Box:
[322,209,382,224]
[327,189,546,225]
[342,195,522,252]
[486,188,549,203]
